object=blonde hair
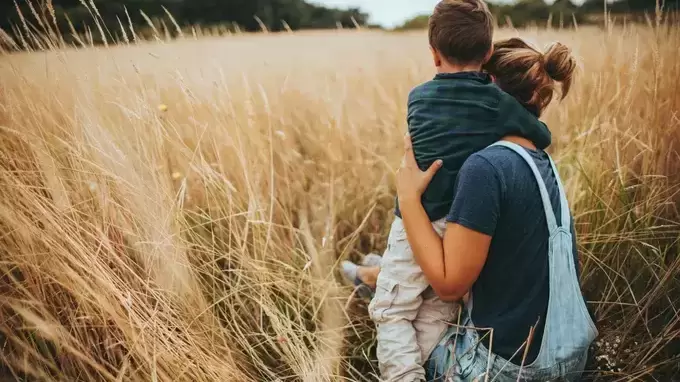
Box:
[483,38,576,116]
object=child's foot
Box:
[341,254,381,286]
[362,253,382,271]
[341,254,382,298]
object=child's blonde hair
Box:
[483,38,576,116]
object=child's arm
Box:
[499,93,552,150]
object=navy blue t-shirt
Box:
[446,145,580,364]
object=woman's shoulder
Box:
[459,150,507,186]
[471,145,551,184]
[467,146,542,176]
[472,145,521,166]
[477,144,547,162]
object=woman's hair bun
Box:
[543,43,576,97]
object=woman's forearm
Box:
[394,135,490,302]
[399,198,447,284]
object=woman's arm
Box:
[396,134,494,301]
[399,199,490,301]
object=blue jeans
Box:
[424,323,489,382]
[425,339,450,381]
[424,321,588,382]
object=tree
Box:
[394,15,429,31]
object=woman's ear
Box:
[430,46,442,68]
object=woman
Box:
[346,38,597,381]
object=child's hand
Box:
[396,134,442,204]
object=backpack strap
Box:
[547,156,571,228]
[489,141,560,233]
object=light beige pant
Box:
[368,217,459,382]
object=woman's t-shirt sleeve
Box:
[445,153,503,236]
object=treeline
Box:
[1,0,677,47]
[398,0,680,30]
[580,0,678,13]
[0,0,370,40]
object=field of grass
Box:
[1,16,679,382]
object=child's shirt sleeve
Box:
[497,94,552,150]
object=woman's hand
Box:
[396,134,443,204]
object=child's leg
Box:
[369,218,430,382]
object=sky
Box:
[312,0,590,28]
[311,0,441,28]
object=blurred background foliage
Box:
[1,0,678,41]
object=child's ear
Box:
[430,46,442,67]
[482,46,494,64]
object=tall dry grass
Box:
[0,9,679,382]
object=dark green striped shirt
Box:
[395,71,552,221]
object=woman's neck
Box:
[502,135,538,150]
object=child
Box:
[350,1,553,381]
